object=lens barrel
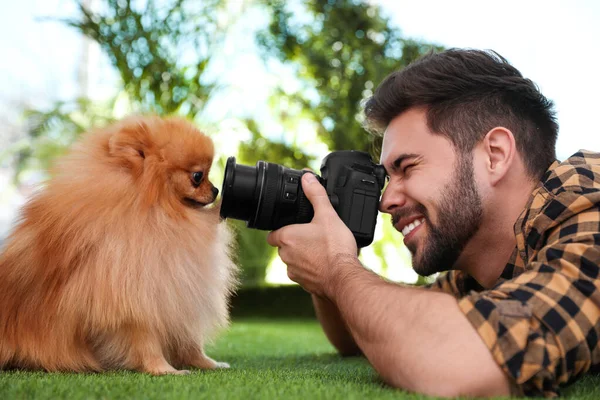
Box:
[220,157,314,230]
[220,157,258,221]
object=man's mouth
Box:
[401,218,425,237]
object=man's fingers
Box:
[301,173,333,215]
[266,230,280,247]
[267,226,297,247]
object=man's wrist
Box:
[326,253,365,301]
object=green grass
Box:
[0,318,598,399]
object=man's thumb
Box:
[301,172,332,214]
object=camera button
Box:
[286,175,299,184]
[284,192,297,201]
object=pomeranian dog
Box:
[0,116,238,375]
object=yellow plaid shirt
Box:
[429,150,600,397]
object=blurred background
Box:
[1,0,599,289]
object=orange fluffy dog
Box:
[0,116,238,375]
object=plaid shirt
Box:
[429,150,600,397]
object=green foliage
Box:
[238,118,314,169]
[257,0,444,156]
[63,0,225,118]
[229,220,274,285]
[8,0,227,179]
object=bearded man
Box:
[267,49,600,397]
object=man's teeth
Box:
[402,218,425,237]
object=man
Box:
[266,49,600,397]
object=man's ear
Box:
[481,127,516,186]
[108,120,150,168]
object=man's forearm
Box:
[311,294,361,356]
[328,259,511,397]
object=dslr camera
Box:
[219,151,386,247]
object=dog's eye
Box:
[191,171,204,186]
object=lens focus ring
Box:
[254,162,280,229]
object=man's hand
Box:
[267,173,358,298]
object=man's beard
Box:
[394,155,483,276]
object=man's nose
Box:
[379,184,407,214]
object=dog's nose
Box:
[212,186,219,197]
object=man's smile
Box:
[401,218,424,237]
[394,216,426,245]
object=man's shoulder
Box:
[542,150,600,194]
[529,149,600,228]
[515,150,600,265]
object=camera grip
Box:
[345,190,379,247]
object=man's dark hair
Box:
[364,48,558,179]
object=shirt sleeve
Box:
[458,208,600,397]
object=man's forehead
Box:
[379,118,423,164]
[379,111,455,166]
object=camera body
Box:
[220,150,386,248]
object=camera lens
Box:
[220,157,257,221]
[220,157,314,230]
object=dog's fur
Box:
[0,116,238,374]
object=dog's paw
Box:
[214,361,230,369]
[184,354,230,370]
[145,366,190,376]
[170,369,191,375]
[150,368,191,376]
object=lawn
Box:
[0,318,598,399]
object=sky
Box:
[1,0,599,280]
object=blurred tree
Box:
[257,0,443,157]
[8,0,228,180]
[5,98,116,181]
[65,0,224,117]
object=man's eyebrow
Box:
[389,153,420,172]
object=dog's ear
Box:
[108,120,150,168]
